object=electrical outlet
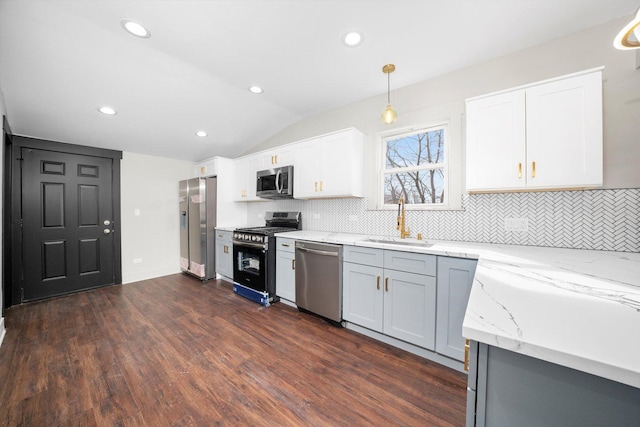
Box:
[504,218,529,232]
[313,213,321,220]
[348,215,358,221]
[134,208,141,216]
[133,258,142,264]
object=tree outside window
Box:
[382,125,447,206]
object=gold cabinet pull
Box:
[292,259,295,270]
[314,181,318,192]
[275,155,278,164]
[532,161,536,178]
[385,277,389,292]
[376,276,380,290]
[223,245,229,254]
[464,339,471,371]
[319,181,323,191]
[518,162,522,179]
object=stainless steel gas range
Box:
[232,212,301,306]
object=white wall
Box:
[120,152,194,284]
[0,85,6,347]
[248,16,640,189]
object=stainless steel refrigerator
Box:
[179,177,217,280]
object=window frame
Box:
[378,123,451,210]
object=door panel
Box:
[21,148,115,301]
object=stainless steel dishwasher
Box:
[295,240,343,325]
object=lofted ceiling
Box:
[0,0,637,161]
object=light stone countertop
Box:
[214,226,242,232]
[275,230,640,389]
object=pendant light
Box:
[381,64,398,124]
[614,7,640,50]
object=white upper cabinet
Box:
[466,90,526,190]
[525,72,603,189]
[232,155,264,202]
[193,157,220,177]
[294,128,365,199]
[257,146,294,170]
[466,69,603,192]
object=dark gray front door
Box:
[21,148,116,301]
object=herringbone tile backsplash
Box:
[248,189,640,253]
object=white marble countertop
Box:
[275,230,640,388]
[215,225,242,232]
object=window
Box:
[381,125,448,207]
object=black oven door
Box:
[233,241,267,292]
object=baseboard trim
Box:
[0,317,5,349]
[122,267,181,284]
[345,322,465,373]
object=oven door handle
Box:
[232,241,266,250]
[296,247,339,257]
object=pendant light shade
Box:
[614,7,640,50]
[381,64,397,124]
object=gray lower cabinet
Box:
[466,342,640,427]
[275,237,296,302]
[343,246,436,350]
[436,257,477,361]
[214,229,233,279]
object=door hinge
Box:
[19,218,23,228]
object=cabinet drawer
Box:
[384,250,436,276]
[343,245,384,266]
[215,230,232,243]
[276,237,296,253]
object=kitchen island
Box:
[276,231,640,424]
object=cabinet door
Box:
[466,90,526,191]
[293,139,322,199]
[343,262,384,332]
[194,158,218,177]
[232,155,262,202]
[259,147,294,169]
[436,257,477,361]
[383,270,436,350]
[276,250,296,302]
[525,71,602,188]
[318,129,365,198]
[215,231,233,279]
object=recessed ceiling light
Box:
[342,31,363,47]
[120,19,151,38]
[195,130,208,137]
[98,106,117,115]
[248,86,264,94]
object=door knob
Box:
[103,219,111,226]
[103,229,111,234]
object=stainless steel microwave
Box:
[256,165,293,199]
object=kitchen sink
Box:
[362,238,433,248]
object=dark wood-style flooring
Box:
[0,274,467,426]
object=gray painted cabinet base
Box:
[467,342,640,426]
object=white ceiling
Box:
[0,0,637,161]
